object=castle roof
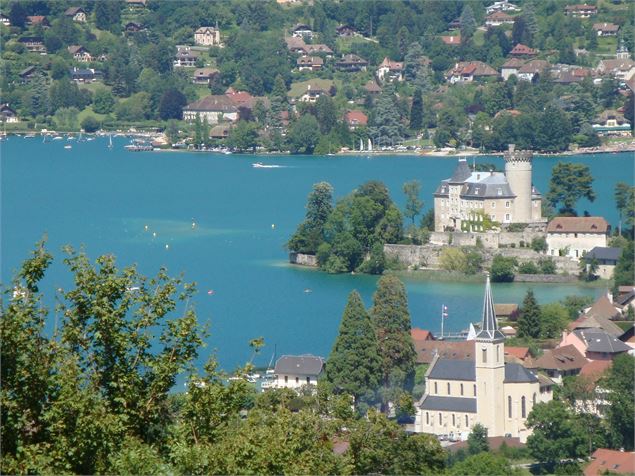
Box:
[477,275,505,341]
[450,159,472,182]
[435,160,516,199]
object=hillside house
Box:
[530,345,587,384]
[551,64,592,84]
[18,66,37,84]
[596,58,635,81]
[486,11,515,27]
[501,58,525,80]
[194,26,222,47]
[271,354,324,390]
[296,55,323,71]
[486,0,520,14]
[440,35,461,46]
[174,47,199,68]
[447,61,498,83]
[302,43,333,56]
[517,59,550,81]
[560,328,630,361]
[298,83,329,103]
[183,95,238,124]
[376,57,404,82]
[363,80,382,95]
[26,15,49,27]
[0,13,10,26]
[64,7,87,22]
[193,67,219,85]
[336,54,368,72]
[126,0,147,8]
[343,110,368,130]
[592,22,619,37]
[68,45,92,62]
[546,217,609,260]
[285,36,306,54]
[292,23,313,39]
[70,67,102,83]
[509,43,537,57]
[336,25,356,37]
[564,4,597,18]
[592,111,632,137]
[584,247,622,279]
[124,22,144,33]
[19,37,46,53]
[0,104,18,123]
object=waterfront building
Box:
[433,145,543,232]
[546,217,609,260]
[271,354,324,390]
[584,247,622,279]
[414,276,551,443]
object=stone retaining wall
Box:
[514,274,578,283]
[289,252,318,267]
[429,230,546,249]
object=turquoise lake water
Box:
[1,137,632,371]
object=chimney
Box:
[508,144,515,152]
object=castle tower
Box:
[504,144,533,223]
[475,274,506,437]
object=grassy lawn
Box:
[597,36,618,54]
[78,106,108,123]
[288,78,336,98]
[79,82,111,93]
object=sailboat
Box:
[367,138,372,152]
[359,138,364,152]
[108,134,113,149]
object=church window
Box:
[452,414,455,426]
[447,382,451,395]
[460,383,464,395]
[521,396,526,418]
[508,396,512,418]
[465,415,469,426]
[426,412,429,424]
[473,384,476,396]
[439,413,442,424]
[497,345,500,362]
[482,348,487,363]
[434,382,438,394]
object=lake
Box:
[1,137,630,371]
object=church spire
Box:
[476,274,505,341]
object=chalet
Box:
[509,43,537,57]
[26,15,49,27]
[68,45,92,62]
[564,4,597,18]
[64,7,87,22]
[183,95,238,124]
[363,80,382,95]
[302,43,333,56]
[194,26,222,47]
[376,57,404,82]
[494,303,520,322]
[546,217,609,259]
[592,22,619,37]
[19,37,46,53]
[517,59,550,81]
[335,54,368,72]
[501,58,525,80]
[209,123,231,139]
[343,110,368,130]
[530,344,587,384]
[298,83,329,103]
[485,11,515,27]
[269,355,324,390]
[486,1,520,14]
[18,66,37,84]
[0,104,18,123]
[292,23,313,39]
[285,36,306,54]
[174,47,199,68]
[124,22,144,33]
[126,0,147,8]
[448,18,462,30]
[584,247,622,279]
[584,449,635,476]
[192,67,219,85]
[440,35,461,46]
[596,58,635,81]
[0,13,10,26]
[296,55,323,71]
[592,110,632,137]
[336,25,356,37]
[70,67,102,83]
[446,61,498,84]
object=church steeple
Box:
[476,274,505,342]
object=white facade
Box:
[194,27,222,47]
[546,219,609,260]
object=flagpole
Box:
[441,304,444,340]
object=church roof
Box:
[504,363,539,383]
[419,395,477,413]
[428,359,476,381]
[476,275,505,341]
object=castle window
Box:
[521,396,526,418]
[491,202,495,208]
[505,201,510,208]
[426,412,429,424]
[447,382,451,395]
[482,348,487,363]
[434,382,438,394]
[508,396,512,418]
[505,214,511,221]
[460,383,464,395]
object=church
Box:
[433,145,543,232]
[414,276,552,442]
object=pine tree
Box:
[403,42,424,82]
[325,291,382,409]
[460,5,477,43]
[271,74,288,102]
[194,114,203,148]
[370,276,416,412]
[410,88,423,131]
[518,290,541,338]
[369,85,404,147]
[522,1,538,47]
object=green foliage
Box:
[538,258,557,275]
[158,88,186,120]
[467,424,489,455]
[288,182,334,254]
[93,88,115,115]
[370,84,404,146]
[450,452,519,476]
[540,303,569,339]
[325,290,382,408]
[612,239,634,295]
[80,115,100,133]
[518,261,539,274]
[531,236,547,253]
[518,290,541,338]
[547,162,596,215]
[490,255,517,282]
[288,114,320,154]
[403,180,423,225]
[409,88,424,131]
[357,242,386,275]
[601,354,635,450]
[615,182,635,234]
[560,295,594,320]
[227,120,259,152]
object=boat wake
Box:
[252,162,284,168]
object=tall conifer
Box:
[518,289,541,338]
[325,291,382,408]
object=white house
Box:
[271,354,324,390]
[546,217,610,260]
[292,23,313,39]
[376,57,404,82]
[0,104,19,123]
[64,7,87,22]
[194,26,222,47]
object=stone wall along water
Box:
[289,252,318,267]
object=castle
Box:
[433,145,543,232]
[414,276,553,442]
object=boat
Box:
[52,136,64,140]
[252,162,282,168]
[64,144,72,149]
[24,133,36,138]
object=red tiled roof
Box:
[510,43,537,55]
[584,449,635,476]
[411,328,433,341]
[546,217,609,234]
[505,346,530,360]
[579,359,611,385]
[531,344,587,371]
[441,35,461,45]
[344,110,368,126]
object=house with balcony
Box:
[446,61,498,84]
[296,55,323,71]
[336,54,368,72]
[269,354,324,390]
[564,4,597,18]
[593,22,619,37]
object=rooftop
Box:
[531,345,587,371]
[419,395,477,413]
[574,328,631,354]
[546,217,609,234]
[274,354,325,375]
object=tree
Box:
[325,291,382,409]
[287,182,333,254]
[518,290,541,338]
[467,424,489,455]
[158,89,187,120]
[540,303,569,339]
[403,180,423,225]
[440,247,467,272]
[8,2,27,28]
[315,95,337,135]
[81,115,100,133]
[615,182,635,235]
[95,1,122,32]
[490,255,516,282]
[288,114,320,154]
[371,276,416,411]
[369,85,404,147]
[450,453,518,476]
[526,400,588,472]
[602,354,635,450]
[409,88,423,131]
[612,241,634,294]
[547,162,595,215]
[227,120,259,152]
[404,42,424,82]
[459,4,477,43]
[92,88,115,115]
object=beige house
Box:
[434,145,542,232]
[414,276,552,443]
[269,354,324,390]
[183,95,238,124]
[68,45,92,62]
[546,217,609,260]
[194,26,222,47]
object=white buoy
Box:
[271,224,275,229]
[152,232,157,238]
[144,225,148,231]
[192,221,196,229]
[165,244,169,250]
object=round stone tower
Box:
[504,144,533,223]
